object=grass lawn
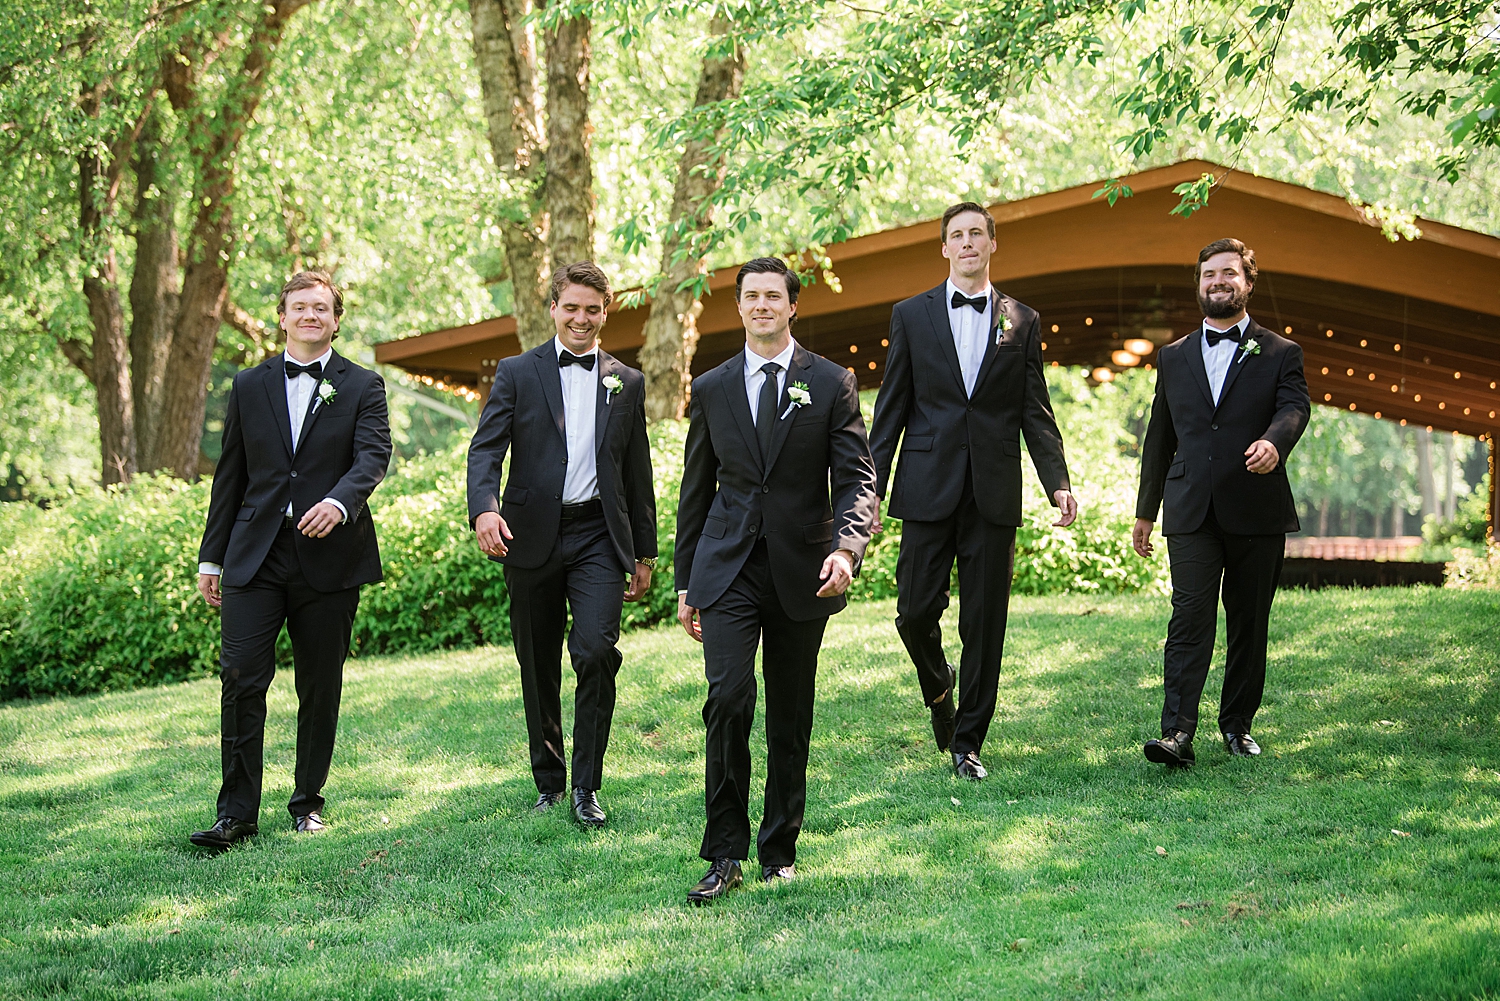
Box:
[1,588,1498,1000]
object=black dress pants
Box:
[503,508,625,795]
[218,523,360,823]
[894,469,1017,756]
[699,540,827,868]
[1161,506,1284,738]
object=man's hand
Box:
[1053,489,1079,527]
[625,562,653,602]
[1245,439,1280,474]
[870,498,884,536]
[678,592,702,643]
[1132,518,1156,559]
[475,511,513,557]
[298,501,344,539]
[198,573,222,608]
[816,549,855,598]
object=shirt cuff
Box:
[198,563,222,576]
[677,589,689,596]
[322,497,348,523]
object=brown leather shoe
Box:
[1144,729,1195,767]
[294,812,328,833]
[189,816,258,850]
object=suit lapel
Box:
[1184,328,1216,409]
[294,350,345,453]
[261,357,295,459]
[530,343,567,445]
[1213,319,1260,412]
[594,350,617,459]
[719,356,764,476]
[970,287,1008,394]
[761,344,811,478]
[924,287,967,394]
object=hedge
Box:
[0,371,1165,700]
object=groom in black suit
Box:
[468,261,656,826]
[869,202,1076,781]
[675,257,877,902]
[191,271,391,848]
[1134,238,1310,766]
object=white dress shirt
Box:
[1201,315,1250,405]
[946,279,990,398]
[744,339,796,423]
[556,337,601,505]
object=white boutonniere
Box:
[780,381,812,420]
[602,373,623,403]
[995,313,1013,345]
[1238,337,1262,361]
[313,380,336,412]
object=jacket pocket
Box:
[1002,441,1021,458]
[803,520,835,544]
[235,505,255,521]
[503,486,529,505]
[903,434,933,452]
[1167,460,1186,479]
[702,517,727,539]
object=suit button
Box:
[554,493,561,499]
[1211,423,1219,430]
[762,485,770,493]
[967,406,974,413]
[562,457,568,464]
[749,525,759,534]
[290,470,298,478]
[960,443,967,450]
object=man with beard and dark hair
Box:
[1132,238,1310,767]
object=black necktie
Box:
[1204,324,1244,347]
[285,359,322,380]
[559,350,596,370]
[951,290,987,313]
[756,362,782,461]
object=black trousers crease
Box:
[217,524,359,823]
[504,509,626,794]
[699,541,827,868]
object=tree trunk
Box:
[543,10,593,267]
[638,19,746,421]
[129,104,179,470]
[1392,495,1405,537]
[470,0,552,351]
[1317,496,1330,537]
[1416,427,1437,519]
[155,0,318,479]
[1442,432,1456,520]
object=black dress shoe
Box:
[188,816,258,850]
[572,788,606,827]
[761,863,795,883]
[1144,729,1195,767]
[1222,732,1261,756]
[687,858,743,905]
[930,664,957,752]
[533,791,566,813]
[294,812,327,833]
[953,750,988,780]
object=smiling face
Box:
[1197,250,1253,321]
[736,271,796,353]
[279,284,340,362]
[941,210,996,283]
[550,282,609,354]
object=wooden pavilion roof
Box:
[374,159,1500,438]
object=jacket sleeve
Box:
[1019,311,1071,500]
[325,371,392,523]
[868,305,912,499]
[1262,340,1311,462]
[828,367,878,573]
[199,373,250,566]
[673,382,718,594]
[1135,365,1178,522]
[466,360,516,526]
[624,378,658,560]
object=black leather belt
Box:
[560,498,603,521]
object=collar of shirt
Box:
[1202,315,1250,339]
[284,346,334,377]
[743,339,796,379]
[946,278,992,315]
[553,336,600,361]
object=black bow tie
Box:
[951,290,988,313]
[559,350,596,370]
[1204,325,1244,347]
[285,359,322,380]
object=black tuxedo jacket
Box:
[870,283,1070,525]
[200,350,391,590]
[467,342,656,574]
[674,343,878,621]
[1136,317,1310,535]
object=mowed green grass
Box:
[1,589,1498,1000]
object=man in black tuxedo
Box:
[869,202,1077,781]
[675,257,877,902]
[1133,238,1310,766]
[467,261,656,826]
[191,271,391,849]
